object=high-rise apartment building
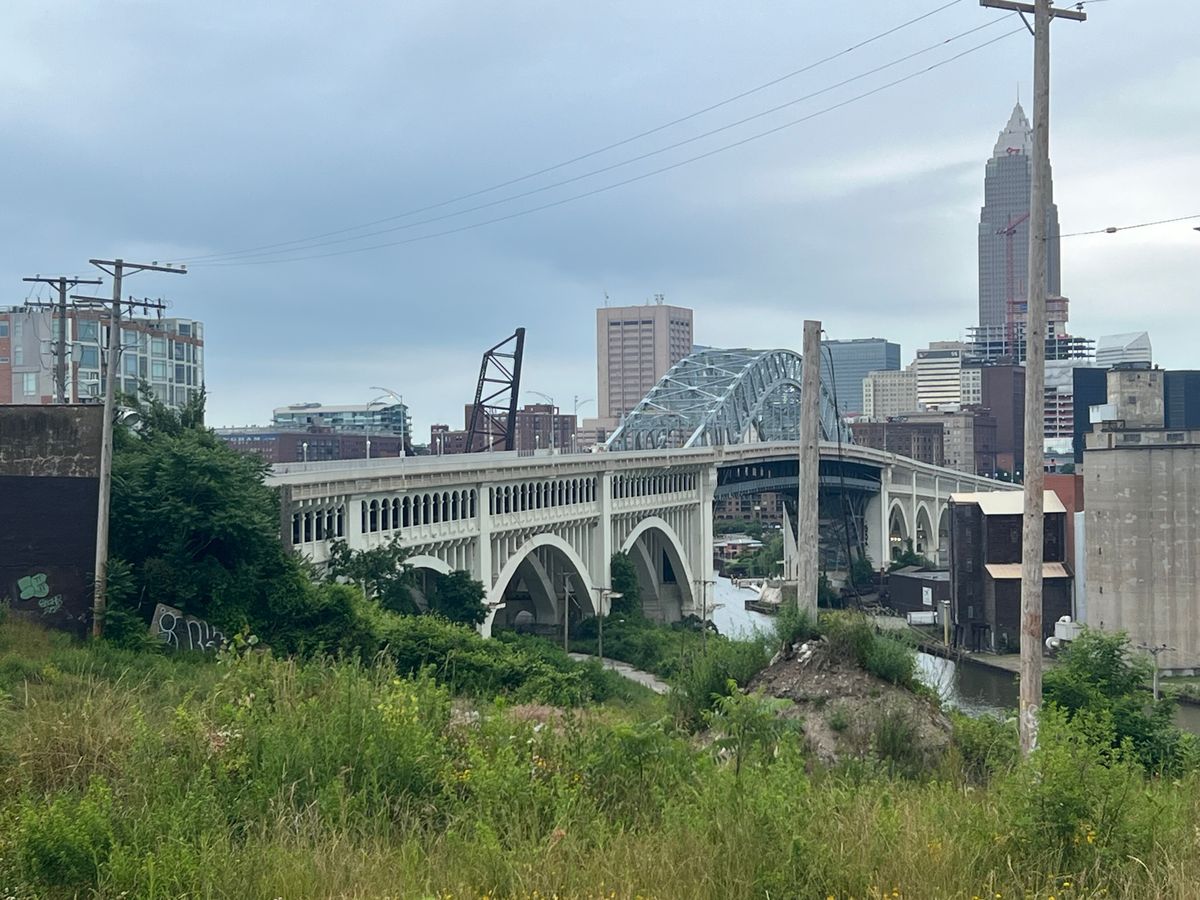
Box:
[916,342,965,409]
[862,367,918,420]
[0,306,203,409]
[273,401,410,441]
[978,102,1061,330]
[820,338,900,416]
[596,298,693,423]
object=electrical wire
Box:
[1056,213,1200,239]
[194,27,1023,267]
[192,20,1005,265]
[179,0,969,264]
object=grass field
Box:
[3,617,1200,899]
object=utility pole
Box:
[562,574,573,653]
[980,0,1085,757]
[1138,643,1175,701]
[82,258,187,639]
[796,320,822,616]
[21,275,103,402]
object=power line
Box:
[193,19,1005,265]
[1057,213,1200,238]
[179,0,969,264]
[195,27,1023,267]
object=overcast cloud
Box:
[3,1,1197,437]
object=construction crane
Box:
[997,210,1031,350]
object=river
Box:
[710,576,1200,734]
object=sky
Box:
[4,0,1198,438]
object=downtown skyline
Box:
[3,1,1198,436]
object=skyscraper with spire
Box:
[978,101,1061,331]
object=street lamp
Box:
[528,390,559,453]
[572,396,593,454]
[591,587,623,660]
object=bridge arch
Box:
[887,501,910,561]
[605,348,849,450]
[484,533,595,636]
[914,504,934,558]
[620,516,697,621]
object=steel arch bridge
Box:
[605,348,850,451]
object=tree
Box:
[850,553,876,589]
[325,538,418,615]
[426,571,487,626]
[1044,629,1195,773]
[108,389,315,644]
[609,552,642,616]
[888,542,935,572]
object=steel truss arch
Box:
[605,348,850,450]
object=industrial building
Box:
[948,490,1073,653]
[1085,366,1200,673]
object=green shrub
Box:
[864,634,917,688]
[670,639,770,729]
[828,703,851,733]
[951,712,1018,783]
[18,778,115,889]
[774,602,819,651]
[873,708,922,777]
[822,611,876,665]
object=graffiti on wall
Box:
[150,603,227,653]
[5,568,86,635]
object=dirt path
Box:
[568,653,670,694]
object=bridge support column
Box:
[866,464,893,571]
[477,482,494,636]
[595,470,614,614]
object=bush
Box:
[951,712,1018,783]
[18,779,115,889]
[670,639,770,729]
[774,602,819,651]
[864,634,917,688]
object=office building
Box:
[1071,366,1109,463]
[978,102,1061,330]
[1095,332,1152,368]
[0,306,203,409]
[862,367,919,420]
[850,419,945,467]
[970,362,1025,476]
[915,342,965,409]
[596,297,693,424]
[820,338,900,417]
[1164,370,1200,429]
[1085,367,1200,672]
[949,490,1072,652]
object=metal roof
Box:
[950,490,1067,516]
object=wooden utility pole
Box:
[82,258,187,638]
[980,0,1085,756]
[20,275,102,402]
[796,320,822,615]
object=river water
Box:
[710,576,1200,734]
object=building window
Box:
[78,320,99,341]
[79,346,99,368]
[0,322,7,337]
[22,372,37,396]
[152,360,168,380]
[151,337,166,357]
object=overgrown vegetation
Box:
[4,617,1200,899]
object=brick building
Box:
[948,490,1072,652]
